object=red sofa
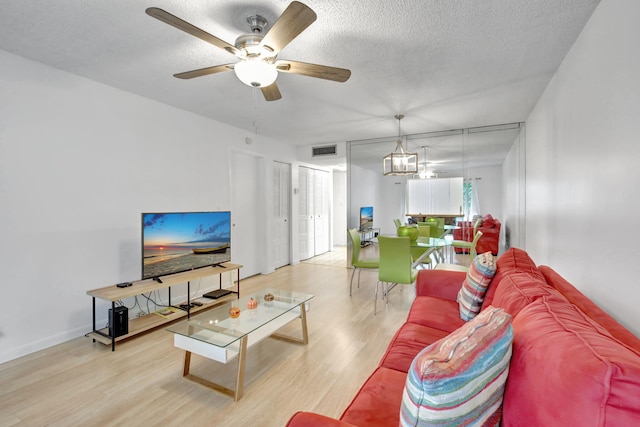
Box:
[453,214,501,255]
[286,248,640,426]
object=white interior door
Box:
[272,161,291,268]
[313,169,330,255]
[231,151,261,278]
[298,167,314,260]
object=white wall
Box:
[376,174,407,236]
[332,171,347,246]
[348,164,379,229]
[0,50,298,363]
[347,164,406,237]
[523,0,640,335]
[502,127,527,252]
[465,166,502,221]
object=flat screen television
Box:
[359,206,373,230]
[141,211,231,280]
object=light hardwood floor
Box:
[0,248,421,427]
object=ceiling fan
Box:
[146,1,351,101]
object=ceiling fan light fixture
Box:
[234,59,278,88]
[148,3,350,101]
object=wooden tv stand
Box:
[358,228,379,247]
[86,262,242,351]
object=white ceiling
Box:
[348,123,523,176]
[0,0,600,170]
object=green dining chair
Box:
[435,230,483,271]
[375,236,418,314]
[469,229,483,259]
[418,220,437,238]
[410,224,432,269]
[425,217,445,238]
[347,228,379,296]
[393,218,402,230]
[450,218,482,256]
[420,219,446,261]
[436,217,446,237]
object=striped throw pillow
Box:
[458,252,497,321]
[400,306,513,427]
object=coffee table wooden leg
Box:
[182,337,248,401]
[299,303,309,345]
[183,351,192,376]
[234,336,247,401]
[271,303,309,345]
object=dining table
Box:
[372,234,453,268]
[410,236,452,268]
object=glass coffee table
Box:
[167,288,313,401]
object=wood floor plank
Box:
[0,249,420,426]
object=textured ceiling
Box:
[0,0,600,170]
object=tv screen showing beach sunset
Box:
[360,206,373,230]
[142,211,231,280]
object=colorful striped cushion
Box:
[458,252,497,321]
[399,306,513,427]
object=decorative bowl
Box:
[397,225,419,242]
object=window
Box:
[462,179,481,220]
[406,177,463,214]
[463,179,472,218]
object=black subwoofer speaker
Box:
[109,306,129,338]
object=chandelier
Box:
[383,114,418,175]
[417,146,433,179]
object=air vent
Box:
[312,145,337,157]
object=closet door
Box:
[313,169,330,255]
[298,167,314,260]
[272,161,291,268]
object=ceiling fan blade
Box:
[260,1,317,54]
[275,60,351,82]
[146,7,238,56]
[174,64,234,79]
[261,83,282,101]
